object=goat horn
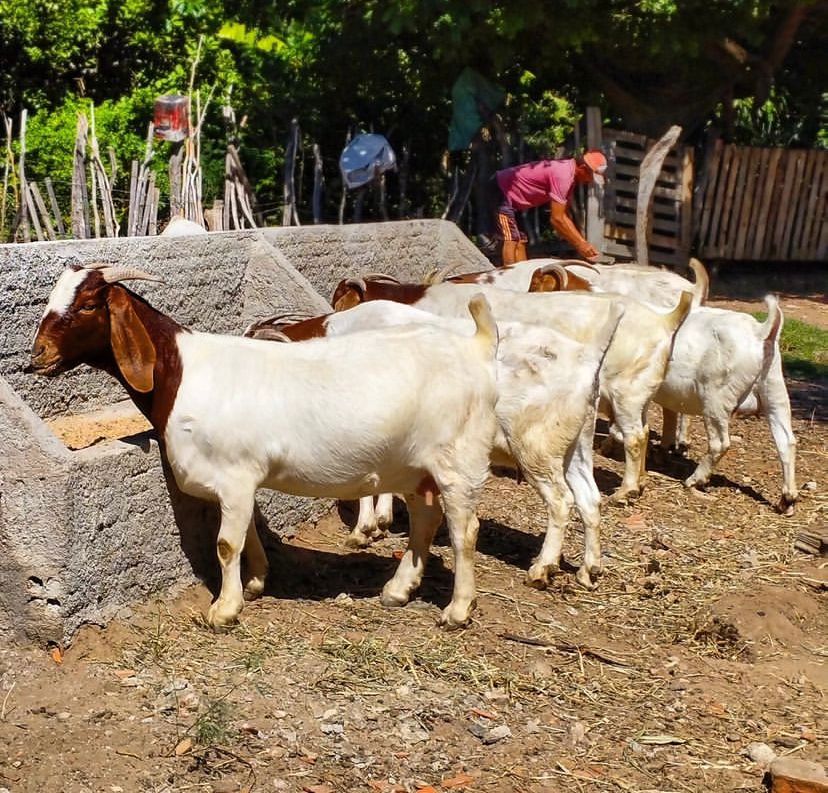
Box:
[254,310,313,324]
[537,262,568,287]
[344,277,368,293]
[424,261,463,285]
[86,264,164,284]
[361,272,400,284]
[562,260,600,273]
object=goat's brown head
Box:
[30,264,163,393]
[330,274,426,312]
[528,261,596,293]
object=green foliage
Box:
[753,313,828,380]
[0,0,824,230]
[517,88,579,157]
[25,94,156,211]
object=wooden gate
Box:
[695,141,828,261]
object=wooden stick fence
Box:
[696,141,828,261]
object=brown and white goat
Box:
[30,264,500,629]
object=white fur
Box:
[655,297,797,512]
[562,260,707,309]
[160,217,207,236]
[44,268,88,317]
[404,283,691,503]
[162,314,498,629]
[312,300,623,588]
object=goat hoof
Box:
[575,566,598,590]
[345,531,372,549]
[438,604,472,630]
[206,601,241,631]
[525,563,558,589]
[609,488,638,505]
[243,576,266,601]
[379,586,409,608]
[778,496,796,517]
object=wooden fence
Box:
[595,127,694,267]
[695,140,828,261]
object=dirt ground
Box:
[1,294,826,793]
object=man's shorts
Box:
[495,203,528,243]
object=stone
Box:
[746,742,777,768]
[766,756,828,793]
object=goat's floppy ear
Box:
[107,286,156,393]
[331,278,365,311]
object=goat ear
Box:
[529,268,561,293]
[107,287,156,393]
[331,280,364,311]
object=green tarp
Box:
[448,67,506,151]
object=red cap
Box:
[583,150,608,185]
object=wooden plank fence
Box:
[696,141,828,261]
[593,126,694,267]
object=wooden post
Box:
[339,128,351,225]
[283,118,300,226]
[398,141,409,219]
[312,143,324,224]
[29,183,56,240]
[584,106,604,253]
[169,141,183,219]
[1,114,13,239]
[71,113,90,239]
[635,124,682,266]
[17,109,30,242]
[45,178,65,237]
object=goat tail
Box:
[688,258,710,307]
[760,294,784,343]
[663,289,694,332]
[467,293,499,360]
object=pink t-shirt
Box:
[496,159,576,210]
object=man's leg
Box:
[496,204,527,266]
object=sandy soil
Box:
[2,296,826,793]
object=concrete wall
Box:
[0,220,489,645]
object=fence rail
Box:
[696,140,828,261]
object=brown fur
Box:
[330,279,428,311]
[31,270,186,436]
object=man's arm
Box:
[550,201,599,261]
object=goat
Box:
[247,299,625,589]
[160,216,208,236]
[529,257,709,309]
[423,259,589,291]
[330,278,692,503]
[29,264,500,629]
[653,296,797,513]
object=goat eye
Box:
[80,303,98,312]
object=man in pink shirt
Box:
[494,149,608,265]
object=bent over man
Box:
[494,149,608,265]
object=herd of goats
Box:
[27,254,797,630]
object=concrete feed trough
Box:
[0,220,490,645]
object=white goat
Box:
[330,279,693,503]
[30,265,500,629]
[654,296,798,513]
[248,299,625,589]
[160,216,208,236]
